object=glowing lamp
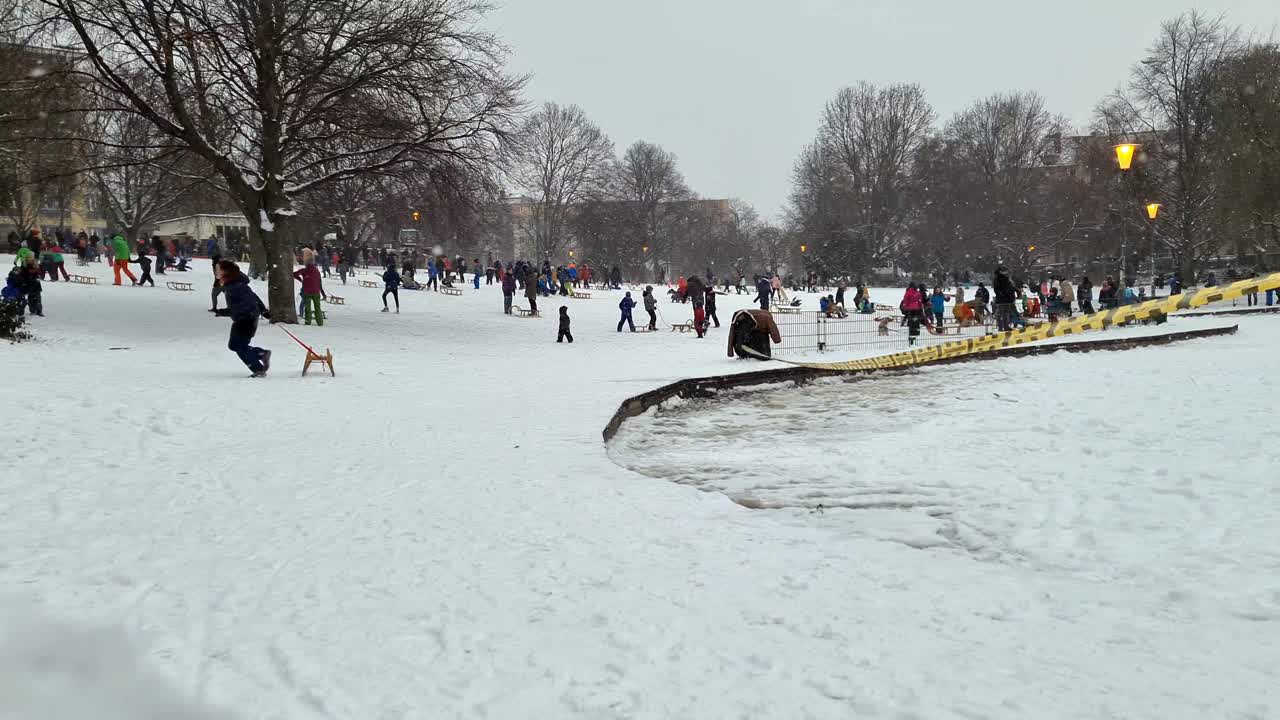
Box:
[1114,143,1139,171]
[1146,203,1161,220]
[799,244,807,253]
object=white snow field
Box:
[2,257,1277,720]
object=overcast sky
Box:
[488,1,1278,220]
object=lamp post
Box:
[1113,143,1141,288]
[1145,203,1161,294]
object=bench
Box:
[166,281,193,292]
[771,305,800,314]
[358,280,379,288]
[69,275,97,285]
[324,295,345,305]
[670,321,695,333]
[514,305,539,317]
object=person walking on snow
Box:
[900,283,925,345]
[523,268,540,314]
[557,305,573,343]
[687,274,707,337]
[382,264,401,313]
[643,286,658,330]
[110,234,138,286]
[473,258,482,289]
[213,260,271,377]
[502,270,516,314]
[132,249,155,287]
[293,252,326,325]
[754,275,772,311]
[1058,278,1075,317]
[617,291,637,332]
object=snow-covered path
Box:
[2,259,1277,719]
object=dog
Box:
[876,317,893,336]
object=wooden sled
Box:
[166,281,193,291]
[324,295,345,305]
[358,280,379,289]
[302,347,335,377]
[771,305,800,314]
[572,289,593,299]
[440,286,463,296]
[514,305,539,317]
[69,274,97,285]
[670,321,694,333]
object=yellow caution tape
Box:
[789,272,1280,371]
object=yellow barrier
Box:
[790,272,1280,371]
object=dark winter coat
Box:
[558,308,571,331]
[686,275,706,307]
[524,271,539,299]
[993,271,1016,304]
[502,274,516,296]
[619,295,635,314]
[704,286,717,310]
[382,268,401,289]
[133,255,152,272]
[643,292,657,312]
[974,284,991,304]
[217,274,267,336]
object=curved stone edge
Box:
[601,325,1238,443]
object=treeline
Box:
[788,11,1280,285]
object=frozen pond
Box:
[609,326,1280,606]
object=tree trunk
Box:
[244,213,298,324]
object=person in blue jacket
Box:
[930,287,946,327]
[426,257,438,291]
[617,291,636,332]
[754,275,771,310]
[213,260,271,377]
[382,264,401,313]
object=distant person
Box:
[502,268,516,314]
[617,291,637,332]
[110,234,138,286]
[557,305,573,343]
[382,264,401,313]
[643,286,658,330]
[132,249,154,287]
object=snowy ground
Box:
[2,257,1277,720]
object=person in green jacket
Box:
[110,234,137,286]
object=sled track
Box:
[601,325,1237,443]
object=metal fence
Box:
[770,309,992,355]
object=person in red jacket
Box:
[900,283,926,345]
[293,249,326,325]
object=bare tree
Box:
[608,140,691,281]
[1211,41,1280,267]
[945,91,1082,275]
[790,82,934,275]
[42,0,523,321]
[505,102,612,260]
[1097,11,1241,279]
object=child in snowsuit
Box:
[214,260,271,377]
[557,305,573,343]
[293,255,326,325]
[704,285,720,328]
[930,287,946,328]
[382,265,401,313]
[132,251,155,286]
[643,286,658,330]
[9,260,41,316]
[617,292,636,332]
[473,259,482,289]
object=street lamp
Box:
[799,244,807,253]
[568,250,575,258]
[1113,143,1142,288]
[1114,143,1139,171]
[1145,203,1162,292]
[1145,203,1161,220]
